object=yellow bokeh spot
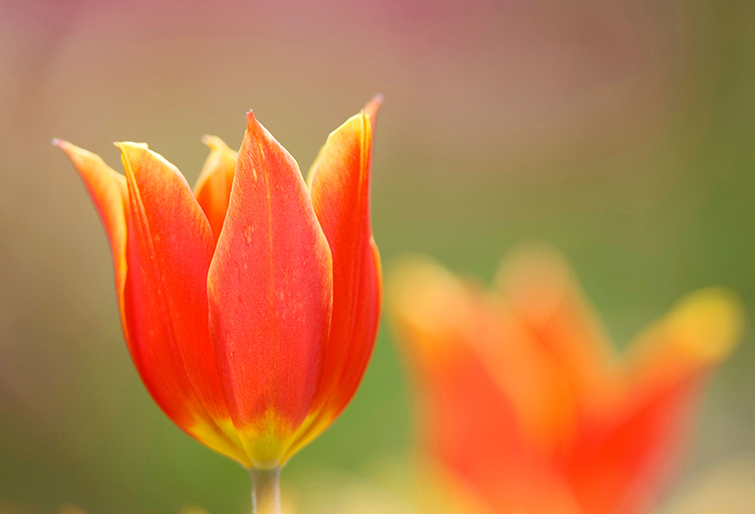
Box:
[665,288,745,363]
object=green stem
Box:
[250,467,281,514]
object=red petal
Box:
[388,258,581,514]
[193,135,238,243]
[207,112,333,466]
[54,140,129,337]
[288,110,381,455]
[563,289,744,514]
[117,142,246,464]
[497,247,614,402]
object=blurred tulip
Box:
[389,246,744,514]
[54,96,382,496]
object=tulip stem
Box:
[250,467,281,514]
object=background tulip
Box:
[389,246,744,514]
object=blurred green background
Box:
[1,0,754,512]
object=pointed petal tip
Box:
[53,139,94,161]
[201,134,233,153]
[363,95,384,120]
[387,255,462,328]
[667,287,745,364]
[115,142,163,176]
[245,110,268,136]
[53,138,76,156]
[115,142,191,190]
[367,93,385,107]
[243,111,283,151]
[496,242,575,318]
[497,242,571,283]
[53,138,77,153]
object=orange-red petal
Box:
[54,140,129,337]
[117,142,246,464]
[496,247,614,408]
[288,110,380,456]
[309,112,379,409]
[388,258,581,514]
[563,289,744,514]
[193,135,238,243]
[207,112,333,467]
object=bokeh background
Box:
[1,0,755,512]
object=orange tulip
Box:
[54,97,382,473]
[389,246,743,514]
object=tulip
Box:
[389,246,743,514]
[55,96,383,512]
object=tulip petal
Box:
[388,257,523,459]
[361,94,384,128]
[117,142,247,465]
[193,135,238,243]
[389,258,582,514]
[563,288,744,514]
[497,246,615,410]
[54,140,129,336]
[305,95,383,188]
[394,254,577,456]
[207,112,333,467]
[286,110,381,457]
